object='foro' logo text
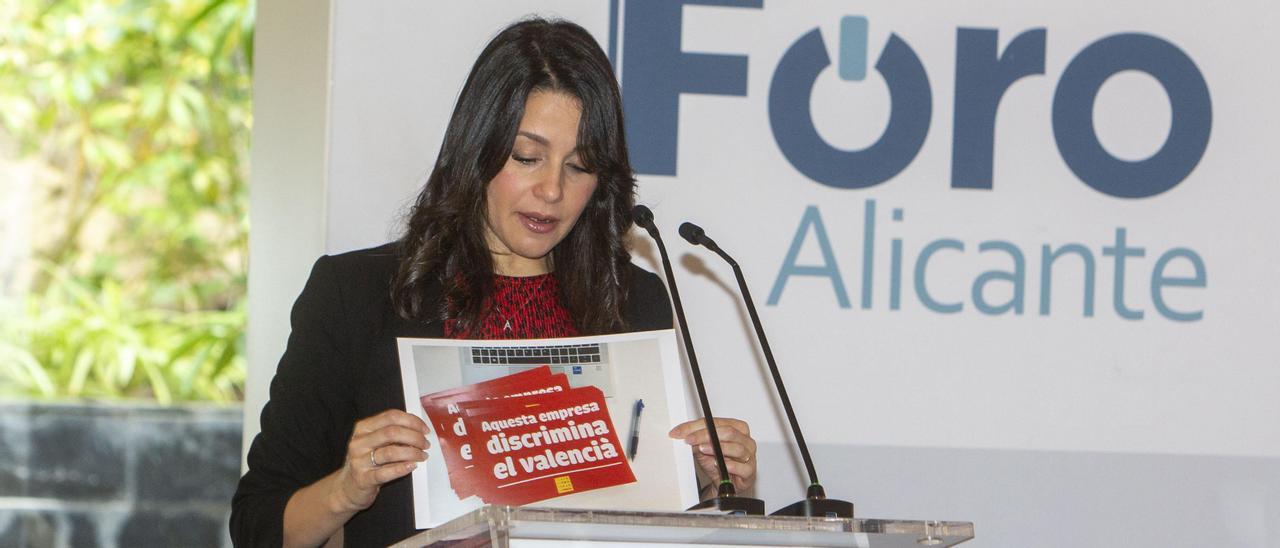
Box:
[619,1,1212,199]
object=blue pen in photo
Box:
[626,399,644,460]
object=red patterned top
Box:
[444,273,579,340]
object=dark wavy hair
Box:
[391,18,636,335]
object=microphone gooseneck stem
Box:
[644,223,737,496]
[703,241,822,492]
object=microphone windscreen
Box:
[678,222,706,246]
[631,205,655,227]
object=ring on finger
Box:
[370,447,380,467]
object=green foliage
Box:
[0,263,245,403]
[0,0,254,402]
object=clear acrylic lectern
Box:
[390,506,975,547]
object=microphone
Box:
[679,221,854,518]
[631,206,764,515]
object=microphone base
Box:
[687,496,766,516]
[769,497,855,518]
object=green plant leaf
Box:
[116,345,137,387]
[68,349,94,397]
[140,358,172,405]
[3,0,254,404]
[0,342,57,397]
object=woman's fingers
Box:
[692,441,753,463]
[334,410,434,513]
[355,409,431,436]
[673,419,756,460]
[692,453,755,492]
[702,457,752,479]
[673,417,758,494]
[345,427,428,472]
[691,444,755,472]
[345,412,432,479]
[370,461,418,485]
[370,444,429,468]
[695,429,755,456]
[698,456,755,487]
[354,424,431,452]
[668,417,749,440]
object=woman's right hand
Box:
[331,409,431,513]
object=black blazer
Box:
[230,243,673,546]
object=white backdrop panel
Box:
[248,1,1280,546]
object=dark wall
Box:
[0,402,241,548]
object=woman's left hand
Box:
[669,417,756,495]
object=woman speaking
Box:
[231,18,758,547]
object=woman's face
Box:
[484,91,599,276]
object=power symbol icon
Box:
[839,16,869,82]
